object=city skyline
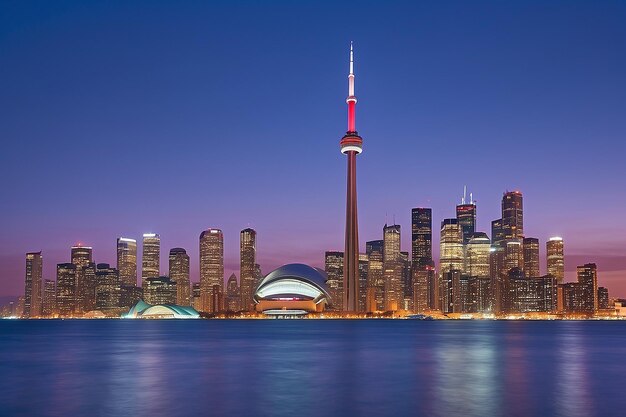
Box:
[2,1,626,298]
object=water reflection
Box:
[556,323,593,417]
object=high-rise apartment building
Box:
[325,251,344,311]
[56,263,76,317]
[199,228,224,312]
[117,237,137,287]
[42,279,56,316]
[239,228,257,311]
[577,263,598,313]
[95,263,120,311]
[142,233,160,287]
[547,237,564,284]
[24,251,43,318]
[169,248,190,306]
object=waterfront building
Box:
[42,279,56,316]
[440,269,462,314]
[577,263,598,312]
[199,228,224,313]
[412,263,436,312]
[226,273,241,311]
[359,253,369,312]
[366,249,384,312]
[191,282,201,312]
[254,264,331,315]
[71,245,93,314]
[468,275,492,313]
[504,269,557,313]
[119,285,143,309]
[117,237,137,287]
[240,228,257,312]
[124,300,199,319]
[80,263,97,313]
[169,248,190,306]
[95,263,120,311]
[341,43,363,313]
[523,237,540,277]
[144,276,177,305]
[547,237,565,284]
[56,263,76,316]
[141,233,160,288]
[598,287,609,310]
[325,251,344,310]
[24,251,43,318]
[383,261,403,311]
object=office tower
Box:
[491,219,505,246]
[523,237,540,277]
[504,239,524,273]
[383,261,403,311]
[412,263,436,312]
[71,245,93,314]
[211,284,223,312]
[341,43,363,312]
[598,287,609,310]
[468,275,492,313]
[80,263,97,313]
[199,228,224,312]
[117,237,137,287]
[191,282,201,312]
[366,240,384,257]
[577,263,598,312]
[502,191,523,239]
[465,233,491,278]
[456,197,476,245]
[366,250,384,312]
[145,276,177,305]
[42,279,56,316]
[169,248,190,306]
[400,251,411,306]
[359,253,369,312]
[239,228,257,311]
[547,237,565,284]
[226,273,241,312]
[142,233,160,287]
[24,251,43,318]
[119,285,143,309]
[383,224,401,263]
[504,271,557,313]
[254,264,263,288]
[325,251,344,310]
[95,263,120,311]
[56,263,76,316]
[411,208,432,267]
[439,219,464,273]
[440,269,462,314]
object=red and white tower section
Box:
[341,42,362,312]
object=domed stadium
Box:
[123,300,200,319]
[254,263,332,315]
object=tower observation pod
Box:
[341,42,363,312]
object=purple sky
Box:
[1,1,625,298]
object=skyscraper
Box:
[325,251,344,311]
[411,208,432,268]
[439,219,464,273]
[142,233,160,287]
[199,228,224,312]
[169,248,190,306]
[465,233,491,278]
[226,273,241,312]
[24,251,43,318]
[117,237,137,287]
[145,276,177,305]
[365,248,384,312]
[341,43,363,312]
[95,263,120,311]
[577,263,598,312]
[56,263,76,317]
[502,191,523,239]
[42,279,56,317]
[523,237,540,277]
[239,228,257,311]
[547,237,565,284]
[456,198,477,245]
[71,245,93,314]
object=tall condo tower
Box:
[239,228,257,311]
[341,42,363,312]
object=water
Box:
[1,320,625,417]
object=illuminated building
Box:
[226,273,241,311]
[598,287,609,310]
[411,208,432,268]
[456,191,476,244]
[465,232,490,278]
[412,263,436,312]
[400,251,411,308]
[439,219,463,273]
[24,251,43,318]
[468,275,492,313]
[504,269,557,313]
[199,228,224,312]
[383,224,401,263]
[95,263,120,311]
[325,251,344,310]
[383,261,403,311]
[42,279,56,316]
[119,285,142,309]
[254,264,331,315]
[523,237,540,277]
[502,191,523,239]
[504,239,524,273]
[440,269,462,314]
[142,233,160,287]
[124,300,199,319]
[191,282,201,312]
[341,43,363,312]
[254,263,263,288]
[169,248,190,306]
[145,276,177,305]
[547,237,565,284]
[71,245,93,314]
[577,263,598,312]
[80,263,97,313]
[240,228,257,311]
[117,237,137,287]
[491,218,504,246]
[366,240,384,257]
[56,263,76,316]
[359,253,369,312]
[366,249,384,312]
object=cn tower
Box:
[341,42,362,312]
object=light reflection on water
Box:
[1,320,624,417]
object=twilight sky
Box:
[1,1,625,298]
